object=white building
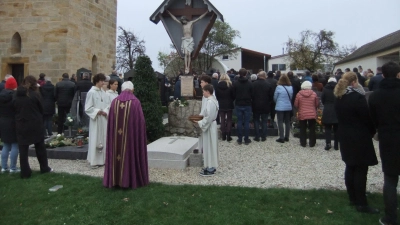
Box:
[335,30,400,72]
[268,54,338,74]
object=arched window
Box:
[11,32,21,54]
[92,55,98,75]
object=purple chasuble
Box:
[103,90,149,189]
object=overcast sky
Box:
[117,0,400,72]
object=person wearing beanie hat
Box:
[294,80,319,147]
[328,77,337,83]
[321,77,339,150]
[0,76,19,173]
[5,77,17,90]
[301,81,312,90]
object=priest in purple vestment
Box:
[103,81,149,189]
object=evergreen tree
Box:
[133,55,164,142]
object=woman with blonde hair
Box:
[216,73,234,141]
[273,74,293,143]
[334,72,379,214]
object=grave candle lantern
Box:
[76,136,84,148]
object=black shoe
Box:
[202,168,216,173]
[222,132,226,141]
[236,140,242,145]
[310,144,315,147]
[261,137,266,142]
[276,138,285,143]
[334,145,339,150]
[227,134,232,142]
[356,205,379,214]
[244,139,252,145]
[301,144,306,147]
[253,137,260,142]
[199,169,215,177]
[324,143,332,151]
[284,137,289,142]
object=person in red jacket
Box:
[294,81,319,147]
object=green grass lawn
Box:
[0,172,384,225]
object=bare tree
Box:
[116,26,146,72]
[286,30,356,72]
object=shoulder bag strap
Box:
[282,86,291,102]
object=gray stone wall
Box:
[0,0,116,81]
[167,100,202,137]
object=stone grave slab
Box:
[29,145,88,160]
[147,136,198,169]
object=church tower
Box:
[0,0,117,83]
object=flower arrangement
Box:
[173,98,189,107]
[64,113,75,127]
[45,134,88,148]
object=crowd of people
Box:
[1,61,400,224]
[189,62,400,225]
[0,71,149,189]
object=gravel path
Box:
[24,133,388,193]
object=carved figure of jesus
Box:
[167,10,208,74]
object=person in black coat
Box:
[55,73,76,134]
[251,71,273,142]
[266,71,278,128]
[76,72,93,93]
[0,77,19,172]
[321,77,339,150]
[215,74,234,141]
[334,72,379,214]
[232,68,253,145]
[40,78,56,138]
[368,62,400,225]
[173,76,181,100]
[368,67,383,91]
[211,73,220,124]
[288,71,301,120]
[14,75,52,178]
[353,68,366,87]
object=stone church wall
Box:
[0,0,116,82]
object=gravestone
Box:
[147,136,198,169]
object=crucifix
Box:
[164,3,209,74]
[169,136,185,144]
[150,0,224,75]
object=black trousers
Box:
[383,173,399,224]
[219,110,232,133]
[324,124,338,147]
[270,103,276,125]
[19,140,51,178]
[344,164,369,206]
[299,119,316,147]
[57,106,71,134]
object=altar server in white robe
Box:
[196,84,219,176]
[197,76,213,154]
[106,79,119,103]
[85,73,110,167]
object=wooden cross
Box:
[163,2,208,20]
[169,136,185,144]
